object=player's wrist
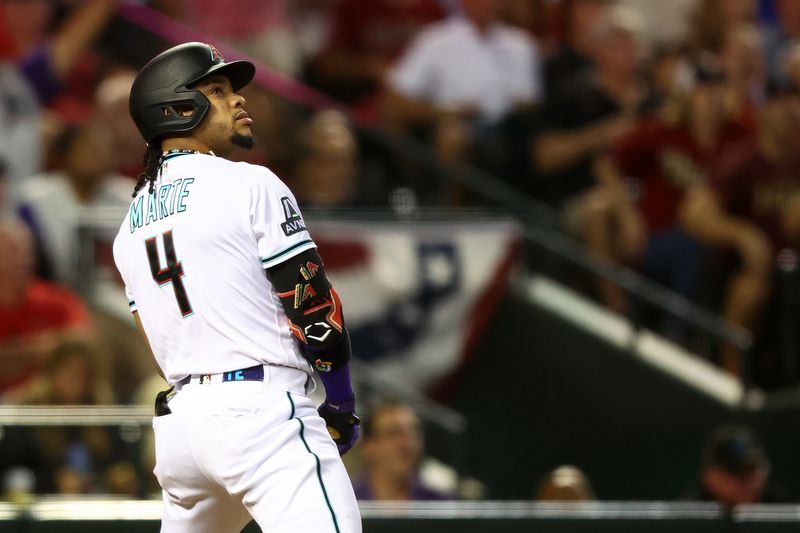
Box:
[318,362,355,406]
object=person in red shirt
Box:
[0,221,93,393]
[611,58,759,369]
[682,83,800,379]
[709,85,800,251]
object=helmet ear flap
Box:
[137,90,210,145]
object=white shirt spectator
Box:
[18,172,132,285]
[0,64,42,211]
[388,16,541,125]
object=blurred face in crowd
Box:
[363,404,424,483]
[0,223,34,306]
[297,112,358,207]
[702,464,768,506]
[652,50,694,98]
[461,0,502,27]
[95,72,142,164]
[594,26,640,79]
[568,0,609,45]
[63,125,115,195]
[50,349,93,405]
[720,25,764,87]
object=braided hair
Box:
[131,144,162,198]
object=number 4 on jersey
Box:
[145,230,193,317]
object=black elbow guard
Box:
[268,249,351,372]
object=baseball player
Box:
[112,42,361,533]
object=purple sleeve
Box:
[318,362,355,404]
[17,45,62,105]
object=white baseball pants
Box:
[152,365,362,533]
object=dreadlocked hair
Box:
[132,144,163,198]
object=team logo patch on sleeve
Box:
[280,197,307,236]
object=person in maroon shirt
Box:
[710,85,800,251]
[611,59,759,367]
[310,0,445,122]
[682,84,800,378]
[0,221,93,393]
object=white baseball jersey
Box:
[113,152,316,385]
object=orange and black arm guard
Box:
[267,248,350,373]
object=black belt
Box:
[177,364,265,386]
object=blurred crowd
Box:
[0,0,798,501]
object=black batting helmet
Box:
[129,42,255,145]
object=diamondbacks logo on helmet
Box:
[209,44,223,63]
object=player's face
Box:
[192,76,254,154]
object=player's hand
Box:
[318,399,360,456]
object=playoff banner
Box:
[308,217,520,395]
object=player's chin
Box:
[230,132,255,150]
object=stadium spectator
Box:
[0,0,118,207]
[683,425,791,506]
[292,110,361,208]
[689,0,758,54]
[352,402,451,500]
[647,44,696,108]
[382,0,541,189]
[310,0,445,121]
[542,0,610,99]
[0,340,139,496]
[686,81,800,378]
[611,57,756,340]
[17,122,132,285]
[0,55,42,211]
[535,465,596,501]
[93,70,142,178]
[0,222,93,395]
[531,5,648,311]
[383,0,541,130]
[718,23,767,124]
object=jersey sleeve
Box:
[240,166,317,269]
[125,285,137,314]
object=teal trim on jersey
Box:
[161,152,192,162]
[286,392,340,533]
[261,239,314,266]
[287,391,296,419]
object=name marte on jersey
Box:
[130,178,195,233]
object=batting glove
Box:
[318,399,360,456]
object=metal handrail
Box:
[0,405,152,426]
